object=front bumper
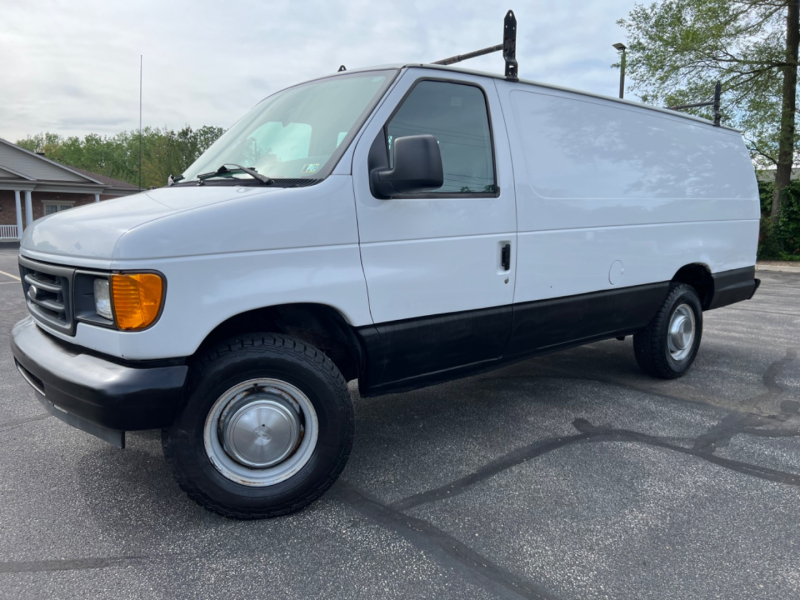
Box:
[10,317,188,446]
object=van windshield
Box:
[181,70,397,184]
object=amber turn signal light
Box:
[110,273,164,330]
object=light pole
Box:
[613,42,627,99]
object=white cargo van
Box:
[11,60,760,518]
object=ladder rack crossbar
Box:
[667,81,722,127]
[430,10,518,81]
[433,44,504,66]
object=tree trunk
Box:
[772,0,800,223]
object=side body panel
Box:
[496,80,760,307]
[350,69,518,389]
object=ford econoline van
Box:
[11,63,760,518]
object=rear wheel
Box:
[162,333,354,519]
[634,284,703,379]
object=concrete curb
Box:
[756,263,800,273]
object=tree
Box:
[16,126,224,189]
[617,0,799,225]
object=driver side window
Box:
[387,80,496,194]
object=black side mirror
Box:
[371,134,444,198]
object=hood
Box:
[19,175,359,265]
[20,185,283,263]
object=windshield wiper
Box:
[197,164,272,185]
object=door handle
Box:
[501,243,511,271]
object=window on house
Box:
[386,80,496,194]
[43,202,74,216]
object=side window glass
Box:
[387,81,495,194]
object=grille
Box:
[19,257,75,335]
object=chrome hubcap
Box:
[204,379,318,487]
[221,397,301,468]
[667,304,695,362]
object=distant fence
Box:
[0,225,18,240]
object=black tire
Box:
[162,333,354,519]
[633,284,703,379]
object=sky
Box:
[0,0,641,142]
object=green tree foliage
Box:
[618,0,800,259]
[16,126,224,189]
[617,1,799,221]
[758,179,800,259]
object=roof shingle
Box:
[68,166,139,190]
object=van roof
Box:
[341,63,739,133]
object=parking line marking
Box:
[0,269,20,281]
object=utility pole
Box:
[613,42,627,99]
[139,55,143,191]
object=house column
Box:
[24,191,33,226]
[94,193,100,203]
[14,190,23,238]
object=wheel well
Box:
[672,264,713,309]
[194,304,364,382]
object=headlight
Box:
[93,278,112,320]
[110,273,164,330]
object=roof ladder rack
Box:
[667,81,722,126]
[433,10,519,82]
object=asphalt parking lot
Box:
[1,245,799,600]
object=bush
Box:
[757,179,800,260]
[780,182,800,258]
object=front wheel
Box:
[633,284,703,379]
[162,334,354,519]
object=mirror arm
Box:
[368,131,394,198]
[371,168,404,199]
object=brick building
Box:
[0,138,138,241]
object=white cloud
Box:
[0,0,638,141]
